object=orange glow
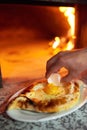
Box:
[0,38,50,83]
[50,7,76,54]
[0,6,76,83]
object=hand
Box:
[45,48,87,84]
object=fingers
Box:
[46,51,72,78]
[46,63,70,79]
[46,51,70,71]
[46,53,61,71]
[61,74,73,83]
[61,69,87,84]
[45,63,62,78]
[61,69,78,83]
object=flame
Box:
[65,41,74,50]
[59,7,75,36]
[52,37,60,49]
[50,7,76,55]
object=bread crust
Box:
[7,79,80,113]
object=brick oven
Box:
[0,1,87,85]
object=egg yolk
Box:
[43,83,63,95]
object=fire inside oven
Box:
[0,4,85,84]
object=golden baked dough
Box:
[7,80,80,113]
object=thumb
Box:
[60,70,75,83]
[61,74,72,83]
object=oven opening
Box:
[0,4,84,84]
